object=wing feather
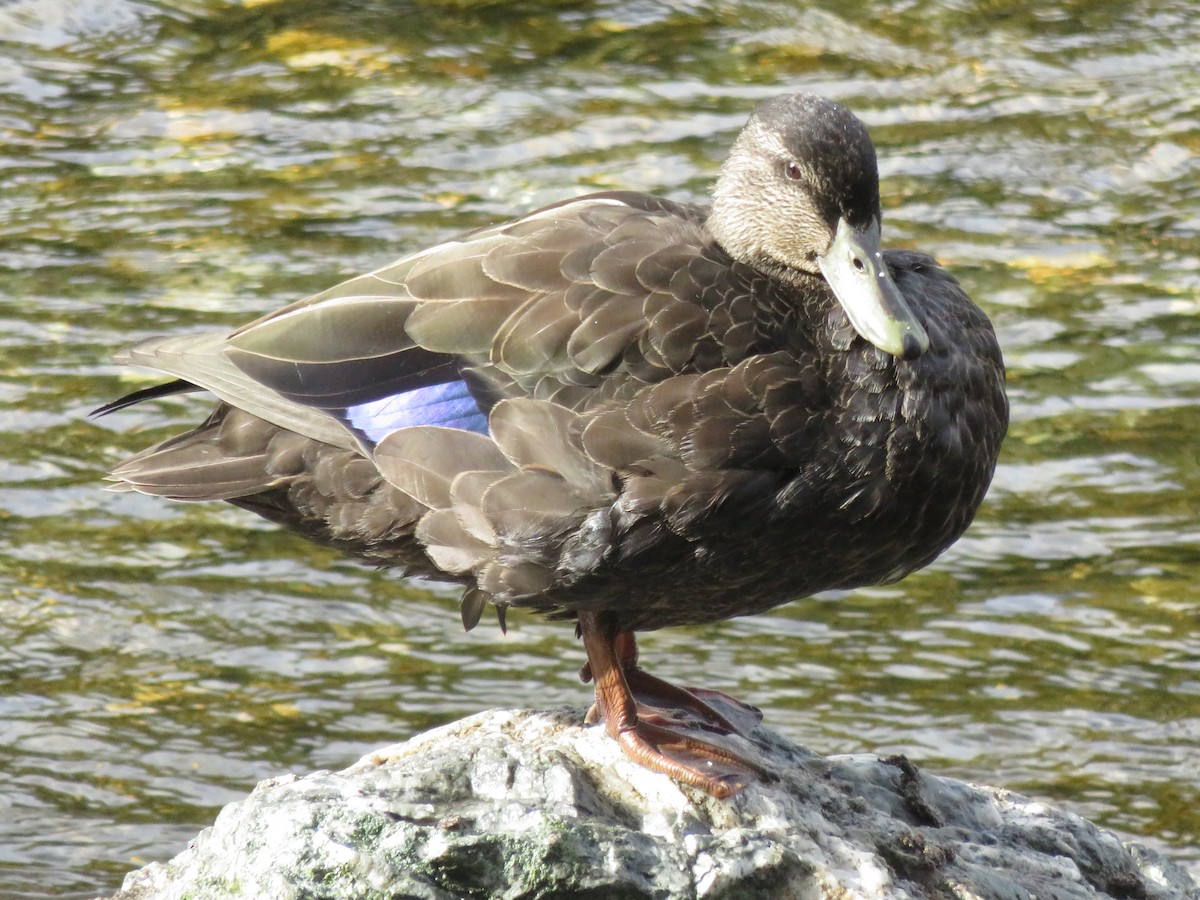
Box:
[116,333,356,450]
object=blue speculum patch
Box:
[344,380,489,444]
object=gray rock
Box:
[103,708,1198,900]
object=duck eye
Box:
[783,161,803,181]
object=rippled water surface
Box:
[1,0,1197,896]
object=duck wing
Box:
[111,332,359,450]
[215,191,731,442]
[111,192,735,454]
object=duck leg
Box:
[577,610,765,798]
[581,629,762,736]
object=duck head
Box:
[708,93,929,361]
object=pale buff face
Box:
[707,94,881,284]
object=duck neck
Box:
[703,238,844,362]
[707,221,823,293]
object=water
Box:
[0,0,1197,896]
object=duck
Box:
[95,93,1008,797]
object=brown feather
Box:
[374,427,510,508]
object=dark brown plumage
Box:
[96,94,1008,796]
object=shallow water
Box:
[0,0,1197,895]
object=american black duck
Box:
[96,93,1008,797]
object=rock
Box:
[103,708,1198,900]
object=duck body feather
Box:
[105,188,1005,632]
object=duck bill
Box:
[817,217,929,361]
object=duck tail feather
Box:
[106,406,282,501]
